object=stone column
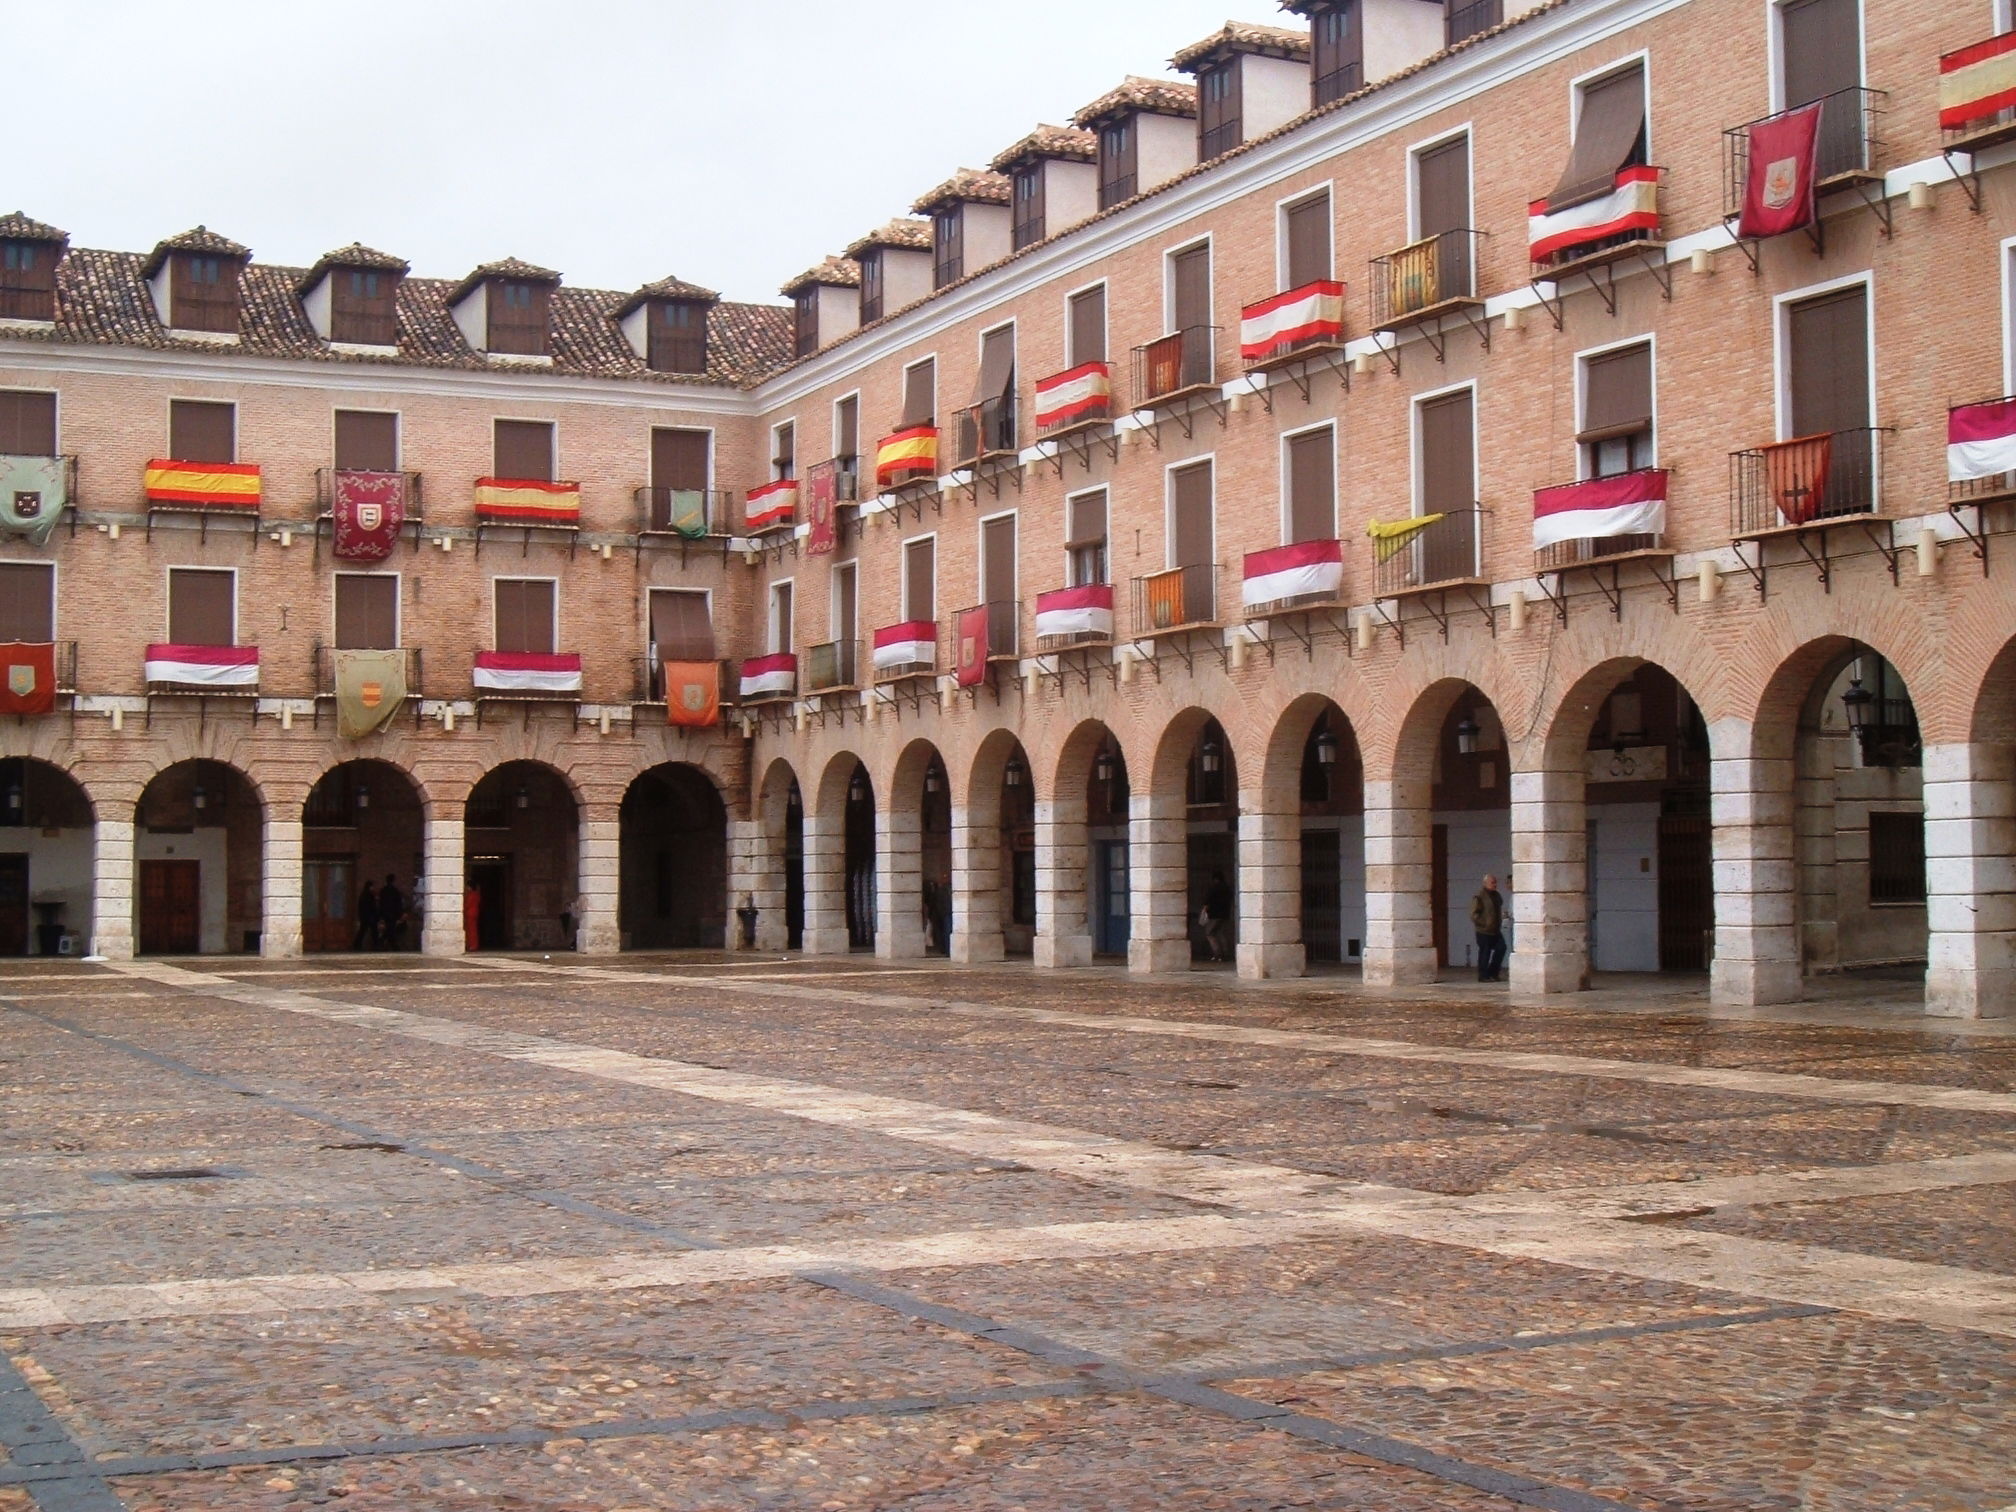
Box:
[803,813,853,955]
[1362,778,1438,985]
[1924,742,2016,1018]
[875,801,927,959]
[1709,732,1802,1006]
[89,802,136,961]
[576,812,621,955]
[1508,766,1588,993]
[949,804,1004,963]
[1236,799,1304,979]
[729,818,787,951]
[420,816,466,957]
[1795,729,1844,973]
[1127,791,1189,973]
[1033,795,1092,968]
[260,814,304,959]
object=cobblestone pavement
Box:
[3,956,2014,1510]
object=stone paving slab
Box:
[1682,1180,2016,1277]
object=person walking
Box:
[1201,870,1234,963]
[378,874,405,952]
[1470,873,1507,983]
[352,878,379,951]
[463,880,482,954]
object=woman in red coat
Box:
[463,881,482,953]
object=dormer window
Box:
[649,300,708,373]
[490,280,548,355]
[1312,1,1364,104]
[1198,62,1241,158]
[331,268,397,345]
[932,208,963,288]
[793,290,819,356]
[859,250,886,323]
[0,241,56,322]
[172,252,239,333]
[1098,120,1137,208]
[1011,166,1045,250]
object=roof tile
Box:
[0,211,68,245]
[780,255,862,294]
[988,125,1098,173]
[140,225,250,278]
[841,218,933,259]
[1171,20,1309,72]
[1072,75,1198,129]
[912,168,1013,214]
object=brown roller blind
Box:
[1788,286,1870,435]
[486,281,550,356]
[901,359,936,428]
[1416,135,1471,237]
[1285,193,1333,288]
[333,574,398,649]
[982,515,1016,603]
[1580,344,1653,440]
[833,561,858,640]
[493,578,555,654]
[168,567,235,646]
[651,428,710,490]
[1418,391,1475,513]
[904,537,936,621]
[492,419,554,481]
[1069,285,1107,366]
[171,255,239,333]
[169,400,235,463]
[975,326,1016,403]
[1171,244,1211,331]
[1171,460,1214,567]
[770,581,793,651]
[1067,489,1107,546]
[835,395,859,459]
[0,391,56,455]
[1782,0,1860,107]
[1549,63,1647,211]
[650,588,714,660]
[0,562,53,642]
[1287,428,1335,543]
[333,410,399,472]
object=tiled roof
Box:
[296,243,411,293]
[1072,76,1198,129]
[447,256,561,306]
[780,256,861,294]
[842,218,933,259]
[0,211,68,245]
[18,246,792,388]
[614,274,721,318]
[912,169,1012,214]
[989,125,1098,173]
[1171,20,1309,71]
[140,225,250,278]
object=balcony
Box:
[312,469,423,554]
[1529,167,1664,281]
[1729,429,1881,538]
[635,486,732,539]
[472,476,580,526]
[743,479,798,534]
[804,637,860,694]
[738,652,797,702]
[1533,469,1670,573]
[471,651,582,702]
[1034,584,1115,648]
[1942,34,2016,154]
[1724,88,1887,222]
[1371,230,1485,334]
[1132,564,1219,637]
[1949,396,2016,508]
[1370,508,1483,598]
[871,621,938,683]
[635,653,730,708]
[875,427,939,493]
[1242,540,1345,618]
[1240,280,1347,373]
[951,397,1019,469]
[1033,362,1114,438]
[1131,327,1220,412]
[144,643,259,697]
[952,601,1021,666]
[314,645,423,702]
[143,459,262,537]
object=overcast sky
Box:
[9,0,1253,306]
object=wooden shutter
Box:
[1171,461,1214,567]
[333,410,399,472]
[168,567,235,645]
[650,301,708,372]
[1286,428,1336,543]
[1012,165,1045,250]
[1285,193,1333,288]
[0,391,56,455]
[835,395,860,459]
[833,561,858,640]
[1782,0,1861,106]
[901,359,936,428]
[1418,391,1475,513]
[1099,120,1137,208]
[1788,287,1870,435]
[794,292,819,356]
[650,588,714,660]
[331,269,398,345]
[172,255,239,333]
[1068,490,1108,548]
[933,208,963,287]
[1069,286,1107,366]
[333,574,399,649]
[169,400,235,463]
[0,562,54,642]
[773,422,795,477]
[1580,344,1654,439]
[486,281,550,356]
[1171,244,1212,331]
[1313,1,1365,105]
[651,428,711,490]
[1415,135,1471,237]
[904,537,936,621]
[494,579,556,655]
[859,253,884,324]
[1550,63,1647,210]
[975,326,1016,403]
[771,581,793,651]
[982,515,1017,604]
[492,419,554,482]
[1199,59,1243,156]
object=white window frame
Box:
[1567,51,1652,162]
[330,406,403,470]
[646,423,715,490]
[831,391,861,461]
[900,355,938,427]
[1162,234,1214,337]
[2002,237,2016,396]
[2000,0,2014,35]
[900,530,939,622]
[1163,454,1217,571]
[1274,185,1335,290]
[768,578,795,654]
[976,507,1019,603]
[1063,279,1109,369]
[490,574,559,655]
[166,396,237,462]
[1573,333,1660,478]
[1766,0,1867,113]
[1409,379,1480,519]
[829,560,858,640]
[1064,484,1110,585]
[332,570,402,648]
[165,564,239,644]
[1405,125,1474,240]
[0,558,57,641]
[1771,269,1876,442]
[1277,421,1338,544]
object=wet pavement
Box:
[2,953,2012,1510]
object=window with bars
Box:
[1198,61,1242,159]
[859,251,886,324]
[793,290,818,357]
[1868,810,1927,905]
[1580,343,1655,477]
[1098,120,1137,208]
[1067,489,1108,586]
[932,207,963,289]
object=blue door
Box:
[1094,840,1131,956]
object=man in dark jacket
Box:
[1469,874,1507,983]
[1201,870,1234,963]
[353,879,379,951]
[378,874,405,951]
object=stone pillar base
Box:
[1510,949,1586,995]
[1362,947,1438,986]
[1034,931,1092,969]
[803,925,852,957]
[1236,941,1305,980]
[950,933,1005,964]
[1710,956,1804,1007]
[1128,937,1190,974]
[1925,965,2016,1019]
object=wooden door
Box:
[1300,829,1342,964]
[1096,839,1131,957]
[470,858,512,951]
[1431,824,1451,968]
[303,858,355,953]
[139,860,201,955]
[0,855,27,956]
[1658,814,1714,972]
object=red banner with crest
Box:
[332,470,406,561]
[805,459,838,557]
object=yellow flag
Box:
[1367,514,1443,564]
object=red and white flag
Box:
[745,479,798,532]
[738,652,797,699]
[1949,398,2016,481]
[1941,32,2016,133]
[872,620,937,674]
[1033,362,1112,431]
[144,643,259,687]
[332,470,405,561]
[1034,584,1113,641]
[472,651,582,694]
[1242,539,1343,609]
[1532,470,1668,549]
[1239,281,1345,364]
[1736,102,1823,241]
[1529,167,1661,264]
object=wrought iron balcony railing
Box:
[1130,326,1219,409]
[635,487,733,537]
[1724,87,1887,221]
[804,637,861,693]
[1729,428,1881,536]
[1370,507,1484,597]
[1131,564,1219,636]
[951,397,1020,468]
[1371,229,1485,331]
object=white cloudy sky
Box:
[9,0,1250,305]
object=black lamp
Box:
[1314,728,1339,766]
[849,769,867,803]
[925,766,941,794]
[1094,747,1115,784]
[1455,715,1481,756]
[515,785,530,810]
[356,782,370,811]
[1842,676,1875,734]
[1200,736,1222,775]
[1004,755,1025,788]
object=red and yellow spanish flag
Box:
[1942,32,2016,132]
[474,476,581,524]
[144,459,261,508]
[875,426,938,487]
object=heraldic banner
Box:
[334,648,407,738]
[0,456,66,547]
[805,459,838,557]
[0,642,56,715]
[1736,101,1823,241]
[663,661,721,728]
[332,470,406,562]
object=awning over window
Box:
[1548,63,1647,211]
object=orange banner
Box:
[663,661,720,727]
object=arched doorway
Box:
[464,761,579,952]
[0,757,93,956]
[1430,688,1511,979]
[301,760,424,952]
[755,759,804,951]
[1259,699,1365,972]
[620,763,727,949]
[1087,732,1131,959]
[844,760,876,951]
[1038,721,1128,967]
[1141,710,1239,971]
[958,732,1035,962]
[1184,716,1238,966]
[919,749,951,957]
[135,759,260,955]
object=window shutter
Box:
[0,562,54,642]
[1549,64,1647,211]
[1313,1,1365,106]
[904,538,936,621]
[334,574,398,649]
[1418,391,1475,513]
[771,581,794,651]
[836,396,860,459]
[1415,136,1471,237]
[0,390,57,456]
[168,568,235,646]
[1788,287,1870,435]
[650,301,708,372]
[651,428,711,491]
[833,561,858,640]
[1067,489,1107,547]
[1579,344,1654,440]
[486,281,551,356]
[773,422,795,478]
[982,515,1017,605]
[169,400,236,464]
[859,253,884,324]
[1171,245,1212,332]
[1171,461,1214,567]
[492,419,555,482]
[974,327,1016,403]
[333,410,399,472]
[1284,193,1333,288]
[1069,287,1107,366]
[494,579,555,655]
[1287,429,1336,544]
[650,589,715,660]
[1782,0,1861,107]
[901,359,936,429]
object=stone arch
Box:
[879,738,949,958]
[807,750,873,955]
[954,729,1034,963]
[300,758,426,953]
[1040,719,1132,967]
[463,760,581,952]
[134,758,263,956]
[620,762,728,950]
[753,757,804,951]
[1246,695,1366,977]
[1131,707,1241,973]
[0,757,94,957]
